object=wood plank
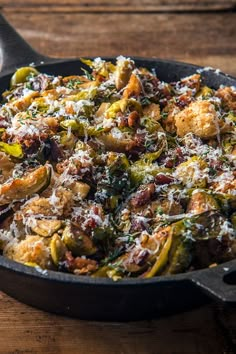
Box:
[3,6,236,13]
[1,0,236,12]
[2,0,235,6]
[2,12,236,76]
[0,291,232,354]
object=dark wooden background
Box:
[0,1,236,353]
[1,0,236,75]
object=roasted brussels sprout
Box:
[31,219,62,237]
[187,191,219,215]
[62,223,97,256]
[10,66,39,87]
[0,165,51,206]
[0,142,23,158]
[50,233,67,266]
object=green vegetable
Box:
[31,219,62,237]
[105,98,142,119]
[10,67,39,87]
[62,224,97,256]
[129,160,170,186]
[60,119,103,137]
[144,227,173,278]
[50,234,67,266]
[58,131,76,149]
[140,116,163,134]
[95,153,131,209]
[0,142,23,158]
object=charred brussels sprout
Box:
[95,153,131,209]
[0,165,51,206]
[31,219,62,237]
[62,224,97,256]
[187,191,219,215]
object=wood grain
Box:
[1,0,236,12]
[0,291,234,354]
[2,12,236,76]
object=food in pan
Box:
[0,57,235,280]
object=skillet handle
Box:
[190,261,236,305]
[0,13,52,73]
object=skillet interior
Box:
[0,57,236,320]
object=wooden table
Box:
[1,1,236,353]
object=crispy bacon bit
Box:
[56,157,91,176]
[130,183,155,208]
[179,74,201,92]
[176,93,193,109]
[72,204,104,234]
[0,116,8,128]
[64,251,98,274]
[128,111,140,128]
[117,112,128,128]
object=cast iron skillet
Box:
[0,13,235,321]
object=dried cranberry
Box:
[155,173,174,185]
[130,183,155,208]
